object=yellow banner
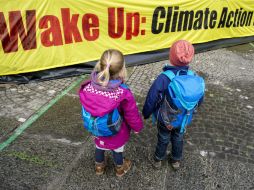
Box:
[0,0,253,75]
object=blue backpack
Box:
[158,70,205,133]
[82,106,122,137]
[81,84,128,137]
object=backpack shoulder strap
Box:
[162,70,175,81]
[120,83,129,89]
[187,69,195,76]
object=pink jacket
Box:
[79,79,143,150]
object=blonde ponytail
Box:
[94,49,126,87]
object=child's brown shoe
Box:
[95,162,105,175]
[170,159,180,170]
[115,159,131,177]
[151,158,162,169]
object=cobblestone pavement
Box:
[0,77,78,141]
[0,44,254,189]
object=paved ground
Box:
[0,43,254,190]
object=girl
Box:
[79,49,143,177]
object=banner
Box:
[0,0,254,76]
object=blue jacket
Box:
[142,65,203,122]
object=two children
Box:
[79,40,204,176]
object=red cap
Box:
[169,40,195,66]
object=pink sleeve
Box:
[120,90,144,132]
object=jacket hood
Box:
[79,79,125,117]
[163,64,189,72]
[91,71,123,91]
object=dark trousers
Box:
[95,148,123,165]
[154,121,184,161]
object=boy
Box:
[142,40,204,170]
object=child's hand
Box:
[134,131,139,134]
[166,125,173,131]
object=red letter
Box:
[82,14,99,41]
[108,8,124,38]
[0,10,36,53]
[61,8,82,44]
[126,12,140,40]
[39,15,63,47]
